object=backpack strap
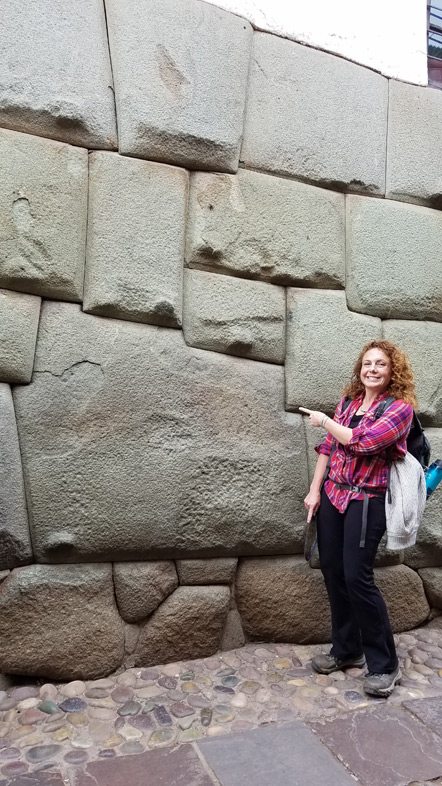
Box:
[323,397,352,481]
[374,396,396,503]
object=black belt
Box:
[327,480,385,548]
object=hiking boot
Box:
[311,652,367,675]
[363,666,401,697]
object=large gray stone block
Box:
[186,170,345,287]
[113,561,178,623]
[183,269,285,363]
[134,585,230,665]
[404,428,442,569]
[84,153,188,328]
[285,289,381,413]
[0,128,88,301]
[0,0,117,149]
[346,197,442,322]
[383,322,442,427]
[0,289,40,383]
[13,302,308,562]
[387,80,442,206]
[0,385,33,570]
[418,568,442,609]
[0,564,124,679]
[105,0,252,171]
[242,33,388,193]
[375,565,429,632]
[176,558,238,585]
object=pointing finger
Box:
[299,407,312,415]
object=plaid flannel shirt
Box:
[315,392,413,513]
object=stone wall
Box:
[1,0,441,680]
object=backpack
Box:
[343,395,431,468]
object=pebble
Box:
[44,719,66,733]
[71,736,94,749]
[67,712,88,727]
[26,744,61,763]
[85,688,110,699]
[169,702,194,718]
[39,701,59,715]
[344,691,364,703]
[111,687,134,703]
[0,748,20,760]
[0,699,17,712]
[214,685,235,694]
[117,672,137,688]
[20,709,46,725]
[273,658,292,669]
[1,761,29,776]
[61,681,86,698]
[52,727,75,742]
[217,712,235,724]
[11,686,39,702]
[206,726,225,737]
[102,735,124,748]
[230,693,248,708]
[98,748,116,758]
[17,698,40,711]
[149,728,177,747]
[201,708,212,727]
[141,668,160,681]
[142,701,156,713]
[180,728,201,742]
[181,682,199,694]
[136,686,164,700]
[117,701,141,717]
[89,707,115,721]
[154,706,173,727]
[40,685,58,701]
[178,716,195,730]
[11,725,34,739]
[158,676,177,690]
[120,726,143,741]
[129,714,156,731]
[121,741,145,755]
[59,698,87,713]
[64,749,89,764]
[187,694,210,709]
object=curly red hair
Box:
[344,340,417,408]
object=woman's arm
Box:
[304,452,329,522]
[300,407,353,445]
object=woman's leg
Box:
[342,496,397,674]
[317,490,363,660]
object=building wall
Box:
[0,0,441,679]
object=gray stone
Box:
[106,0,252,171]
[346,196,442,322]
[183,270,285,363]
[13,302,308,562]
[0,0,117,148]
[0,564,124,679]
[0,289,40,383]
[242,33,387,193]
[405,429,442,569]
[0,128,88,301]
[418,569,442,609]
[0,384,32,570]
[387,79,442,206]
[113,562,178,623]
[383,322,442,426]
[176,558,238,585]
[83,153,187,328]
[220,609,246,651]
[135,585,230,665]
[375,565,429,632]
[185,169,345,287]
[286,289,381,413]
[236,556,332,643]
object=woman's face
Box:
[360,348,392,395]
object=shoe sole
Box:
[312,659,367,675]
[364,669,402,697]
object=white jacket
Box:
[385,452,426,550]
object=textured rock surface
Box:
[387,80,442,205]
[418,568,442,609]
[286,289,381,413]
[382,322,442,427]
[186,169,345,287]
[106,0,252,171]
[236,556,332,643]
[113,562,178,623]
[242,33,387,192]
[176,558,238,585]
[0,385,33,570]
[0,0,117,148]
[0,128,88,301]
[134,585,230,665]
[183,269,285,363]
[404,429,442,568]
[0,289,40,383]
[14,302,308,562]
[346,197,442,322]
[0,564,124,679]
[220,609,246,650]
[84,153,187,327]
[375,565,430,632]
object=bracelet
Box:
[321,414,329,428]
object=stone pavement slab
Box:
[309,705,442,786]
[70,744,216,786]
[403,696,442,738]
[0,773,65,786]
[197,720,357,786]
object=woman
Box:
[300,339,416,697]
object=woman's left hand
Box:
[299,407,327,428]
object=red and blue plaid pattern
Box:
[315,392,413,513]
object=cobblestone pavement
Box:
[2,624,442,785]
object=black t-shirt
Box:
[349,413,364,428]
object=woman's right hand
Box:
[304,489,321,523]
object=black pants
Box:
[317,488,397,674]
